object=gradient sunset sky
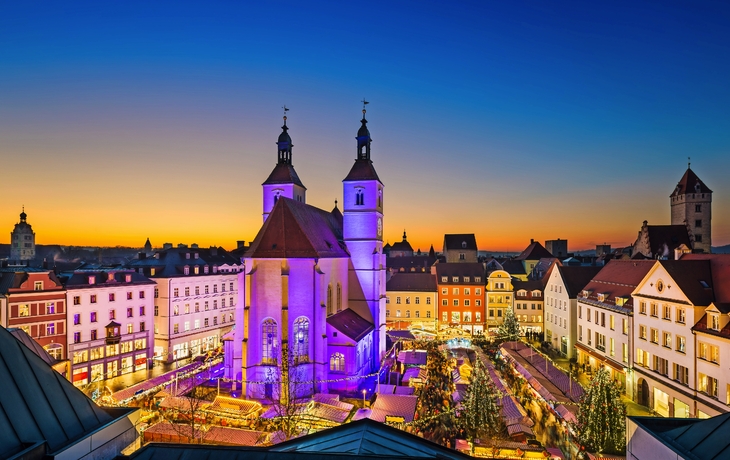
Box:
[2,1,729,252]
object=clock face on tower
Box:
[377,217,382,239]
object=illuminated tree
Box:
[575,366,626,454]
[497,307,521,342]
[458,358,503,444]
[415,343,456,443]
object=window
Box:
[674,364,689,385]
[139,291,145,299]
[452,277,459,282]
[710,314,720,331]
[441,276,448,282]
[46,323,55,335]
[601,312,605,327]
[140,322,145,332]
[650,328,658,344]
[699,342,708,360]
[427,297,432,305]
[578,305,582,319]
[185,304,190,314]
[154,287,158,298]
[337,283,342,312]
[74,314,81,325]
[463,311,472,322]
[451,311,461,323]
[441,288,447,295]
[405,310,411,318]
[18,304,29,317]
[427,311,432,318]
[34,281,43,291]
[415,310,420,318]
[623,343,629,363]
[677,308,685,324]
[127,307,133,318]
[262,319,278,364]
[639,302,646,315]
[464,288,470,295]
[610,338,615,356]
[415,297,420,305]
[587,328,592,346]
[396,310,401,317]
[109,293,116,302]
[663,304,671,320]
[127,291,133,300]
[127,323,133,334]
[73,332,81,343]
[330,352,345,371]
[587,308,591,322]
[650,303,658,317]
[184,287,190,296]
[452,288,459,295]
[464,299,470,306]
[292,316,310,362]
[91,312,97,323]
[623,318,629,335]
[405,297,410,304]
[73,296,81,305]
[184,321,190,331]
[610,315,615,330]
[677,335,686,353]
[695,219,702,228]
[213,316,218,325]
[173,323,179,334]
[699,373,718,397]
[596,333,606,352]
[442,299,448,306]
[696,235,703,242]
[174,288,179,297]
[696,204,702,212]
[578,325,583,342]
[139,306,145,316]
[663,332,671,348]
[654,356,669,376]
[194,319,200,329]
[476,299,481,307]
[442,312,447,322]
[90,295,97,304]
[475,288,482,295]
[453,299,459,306]
[639,325,646,340]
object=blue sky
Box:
[1,1,729,250]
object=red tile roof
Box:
[263,163,306,188]
[579,260,655,310]
[246,198,348,259]
[342,159,381,182]
[671,167,712,197]
[515,241,553,261]
[680,254,730,303]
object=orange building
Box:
[0,267,67,360]
[434,263,486,335]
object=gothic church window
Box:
[327,285,333,316]
[330,352,344,372]
[293,317,310,362]
[355,189,364,206]
[337,283,342,312]
[262,319,278,364]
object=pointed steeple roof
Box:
[671,167,712,197]
[344,107,381,183]
[263,116,306,188]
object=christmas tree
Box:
[415,343,456,443]
[575,366,626,454]
[458,358,503,444]
[497,307,521,342]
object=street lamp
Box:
[362,389,367,407]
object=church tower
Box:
[342,106,386,366]
[10,207,36,262]
[262,114,306,222]
[670,163,712,253]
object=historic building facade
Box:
[9,208,36,263]
[225,110,387,399]
[64,269,155,386]
[385,272,437,331]
[434,263,486,335]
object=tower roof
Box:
[262,163,307,188]
[671,167,713,197]
[343,159,381,182]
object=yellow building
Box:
[385,272,437,331]
[486,270,514,333]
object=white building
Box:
[543,262,601,358]
[575,260,654,395]
[632,255,730,418]
[128,246,242,363]
[64,269,155,386]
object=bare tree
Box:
[159,383,217,443]
[264,346,314,441]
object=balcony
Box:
[105,321,122,345]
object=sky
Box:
[1,1,729,252]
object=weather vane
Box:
[361,98,369,115]
[688,156,691,169]
[282,105,289,123]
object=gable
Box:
[633,262,692,305]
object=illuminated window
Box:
[327,284,333,316]
[293,317,310,362]
[330,352,345,371]
[262,319,278,364]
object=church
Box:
[224,109,386,400]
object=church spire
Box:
[277,106,293,165]
[356,99,371,160]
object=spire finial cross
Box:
[688,156,691,169]
[361,98,369,116]
[282,105,289,124]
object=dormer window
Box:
[441,276,448,282]
[597,293,606,302]
[107,273,115,281]
[452,276,459,282]
[463,277,470,283]
[213,266,218,274]
[150,268,156,276]
[88,276,95,285]
[461,241,467,249]
[186,253,190,260]
[710,314,720,331]
[194,266,199,275]
[194,253,199,259]
[204,265,209,274]
[125,274,132,283]
[616,297,628,307]
[532,290,541,297]
[184,266,190,275]
[475,277,481,283]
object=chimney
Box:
[237,240,247,249]
[191,243,199,249]
[163,243,173,250]
[530,239,534,244]
[210,246,218,256]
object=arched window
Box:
[44,343,63,360]
[327,284,333,316]
[330,352,345,372]
[336,283,342,312]
[355,189,364,206]
[262,319,278,364]
[293,317,309,362]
